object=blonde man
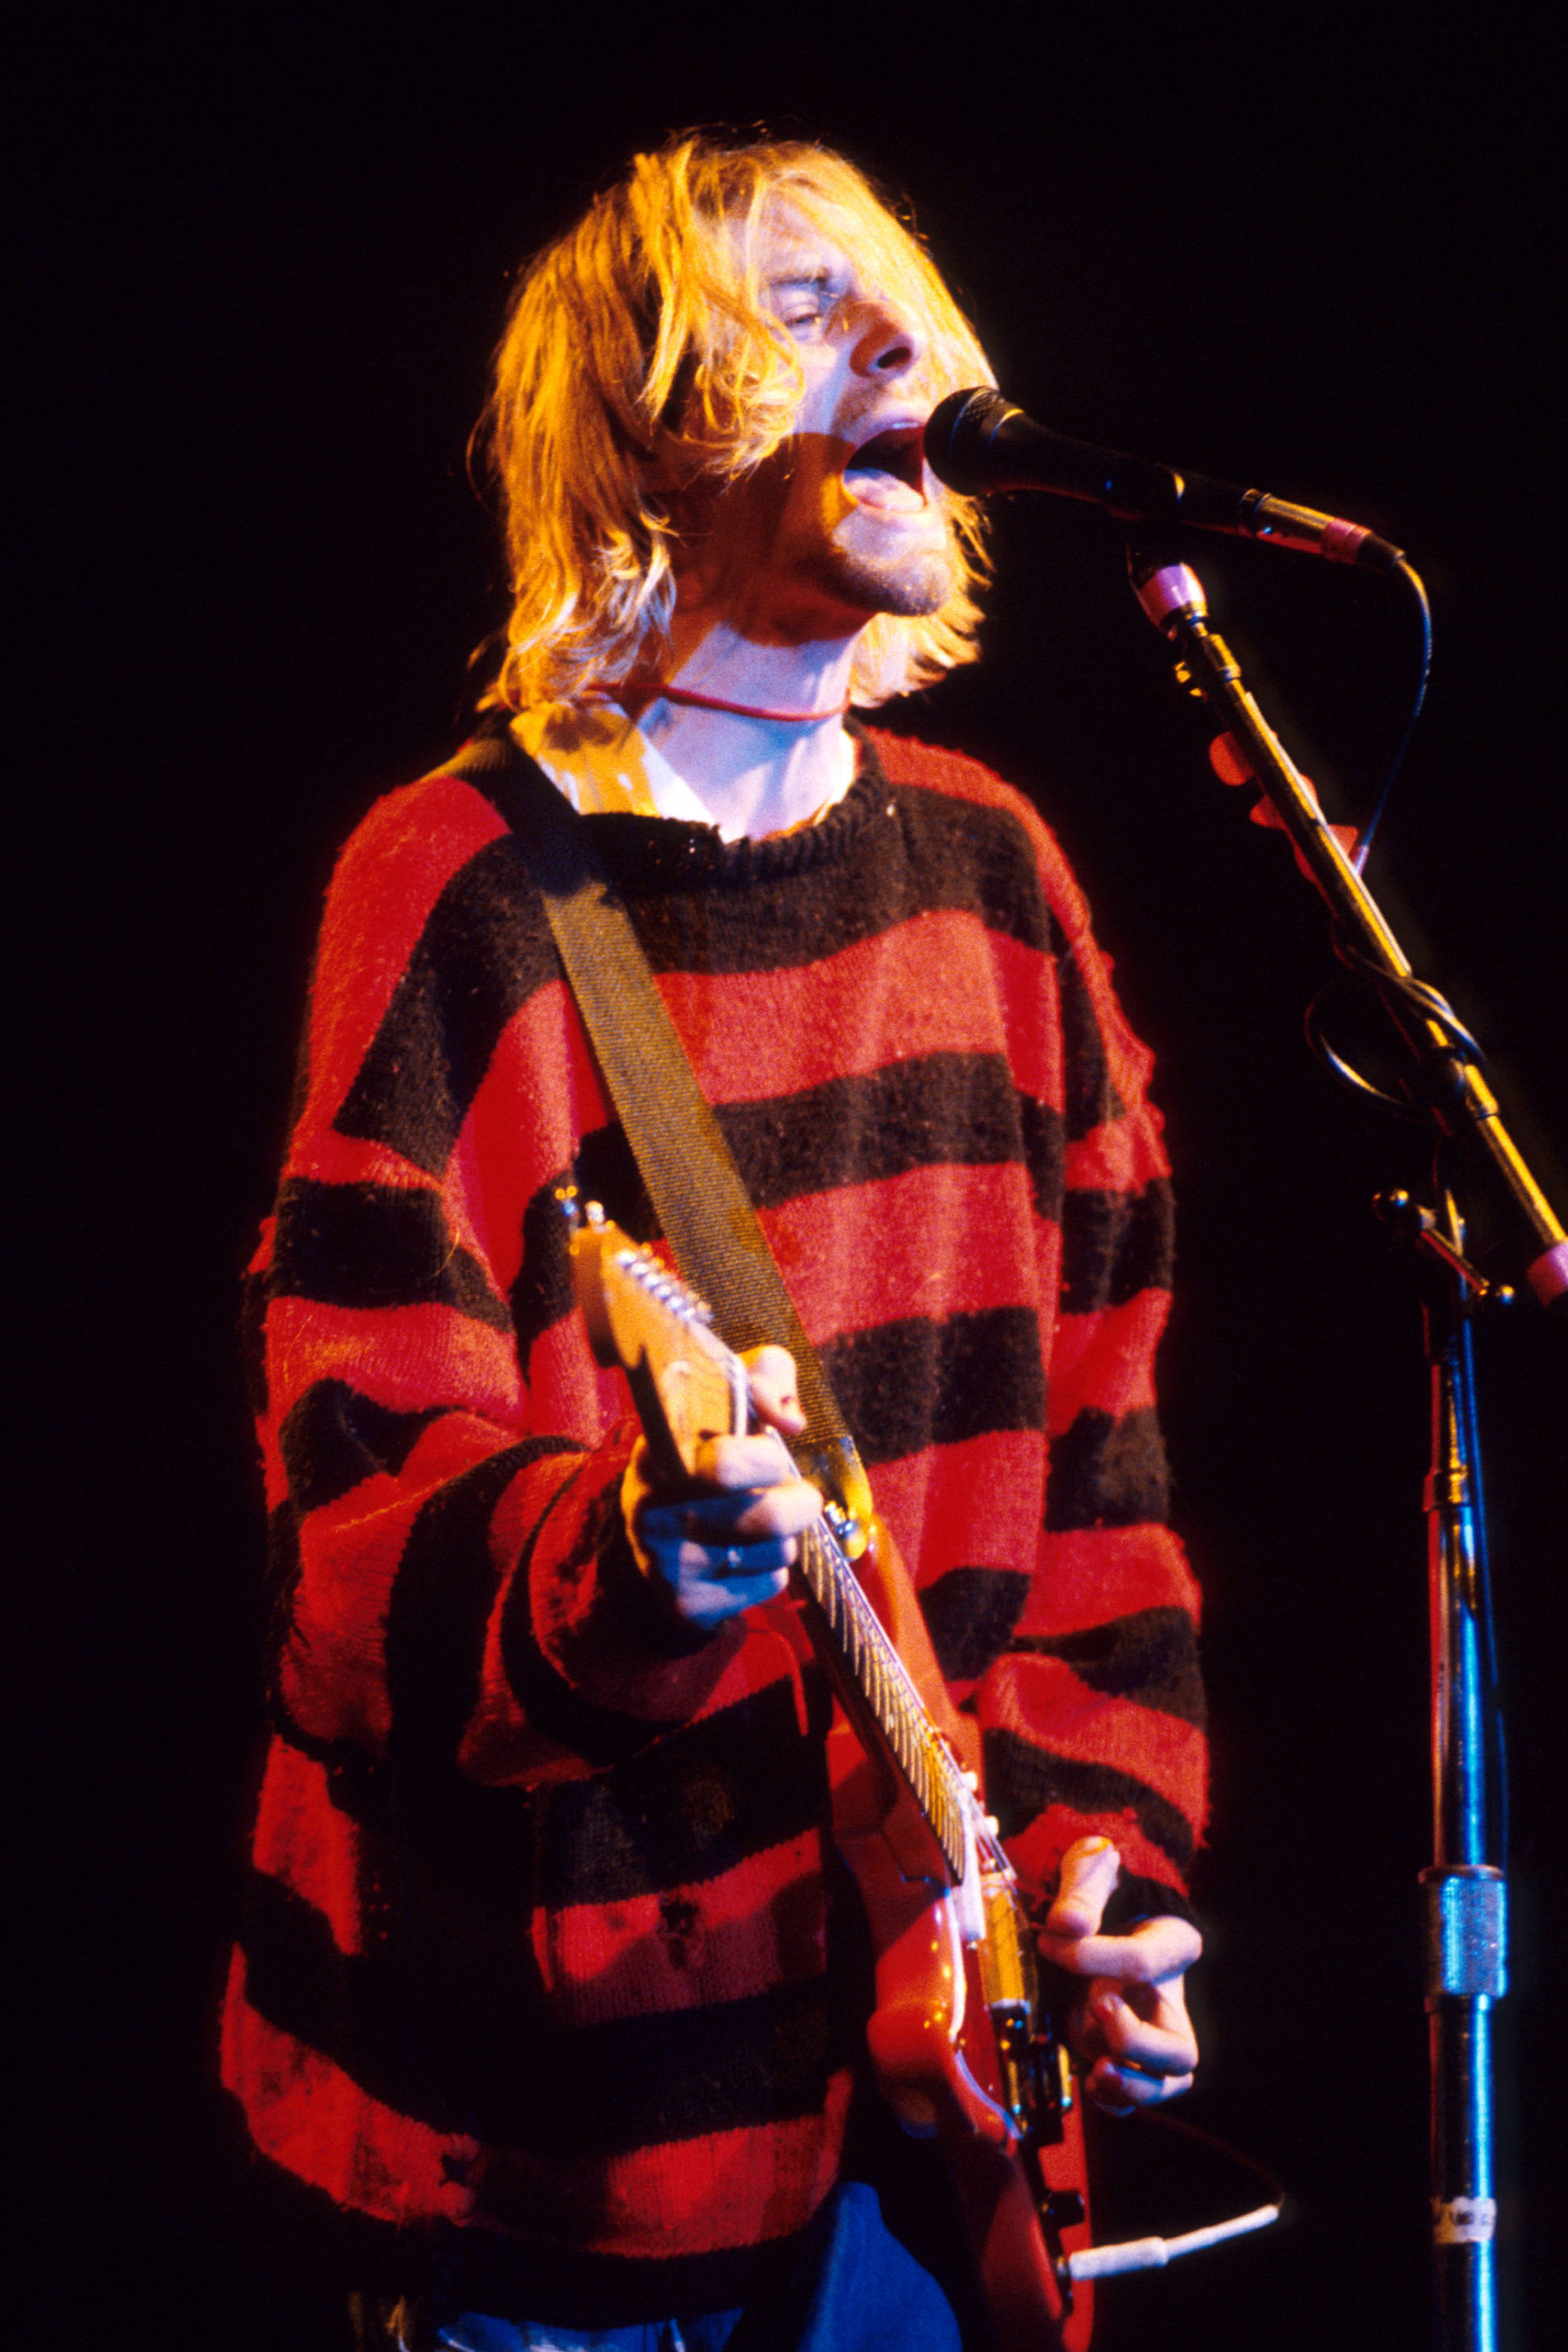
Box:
[225,134,1206,2352]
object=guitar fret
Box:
[802,1531,975,1880]
[777,1519,972,1880]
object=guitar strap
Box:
[438,720,875,1529]
[440,720,968,1747]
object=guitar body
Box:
[571,1211,1095,2349]
[828,1689,1094,2352]
[940,2099,1094,2352]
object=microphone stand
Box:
[1127,549,1565,2352]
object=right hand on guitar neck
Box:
[1038,1835,1203,2117]
[623,1345,822,1632]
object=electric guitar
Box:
[571,1206,1095,2350]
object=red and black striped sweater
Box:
[222,725,1206,2326]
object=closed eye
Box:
[769,271,840,335]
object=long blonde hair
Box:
[478,133,994,712]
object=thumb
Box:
[745,1345,807,1436]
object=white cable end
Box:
[1068,2203,1281,2281]
[1069,2234,1169,2281]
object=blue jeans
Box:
[409,2182,962,2352]
[433,2310,739,2352]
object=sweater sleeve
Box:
[253,774,747,1787]
[974,830,1207,1931]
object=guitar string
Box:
[801,1501,993,1879]
[801,1520,990,1881]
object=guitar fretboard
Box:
[796,1521,970,1883]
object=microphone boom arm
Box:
[1130,551,1567,1307]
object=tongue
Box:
[845,466,925,513]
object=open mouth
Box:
[842,424,929,513]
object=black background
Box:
[17,7,1567,2347]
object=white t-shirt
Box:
[510,700,856,842]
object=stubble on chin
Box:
[803,527,961,622]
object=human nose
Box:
[850,291,927,379]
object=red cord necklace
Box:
[644,681,851,725]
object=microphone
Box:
[924,387,1404,573]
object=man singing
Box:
[223,133,1207,2350]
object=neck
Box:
[623,624,860,841]
[647,680,852,724]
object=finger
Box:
[1208,733,1254,786]
[1085,2056,1196,2116]
[661,1481,820,1543]
[676,1565,793,1631]
[670,1491,804,1534]
[1085,1980,1199,2078]
[1042,1914,1201,1986]
[694,1430,819,1499]
[1248,796,1358,855]
[1041,1836,1121,1943]
[744,1345,807,1436]
[634,1526,794,1629]
[638,1522,800,1578]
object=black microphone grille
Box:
[924,387,1015,495]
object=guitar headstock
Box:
[569,1202,748,1485]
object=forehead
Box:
[757,212,851,280]
[753,196,937,313]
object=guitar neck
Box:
[571,1207,978,1886]
[794,1517,970,1885]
